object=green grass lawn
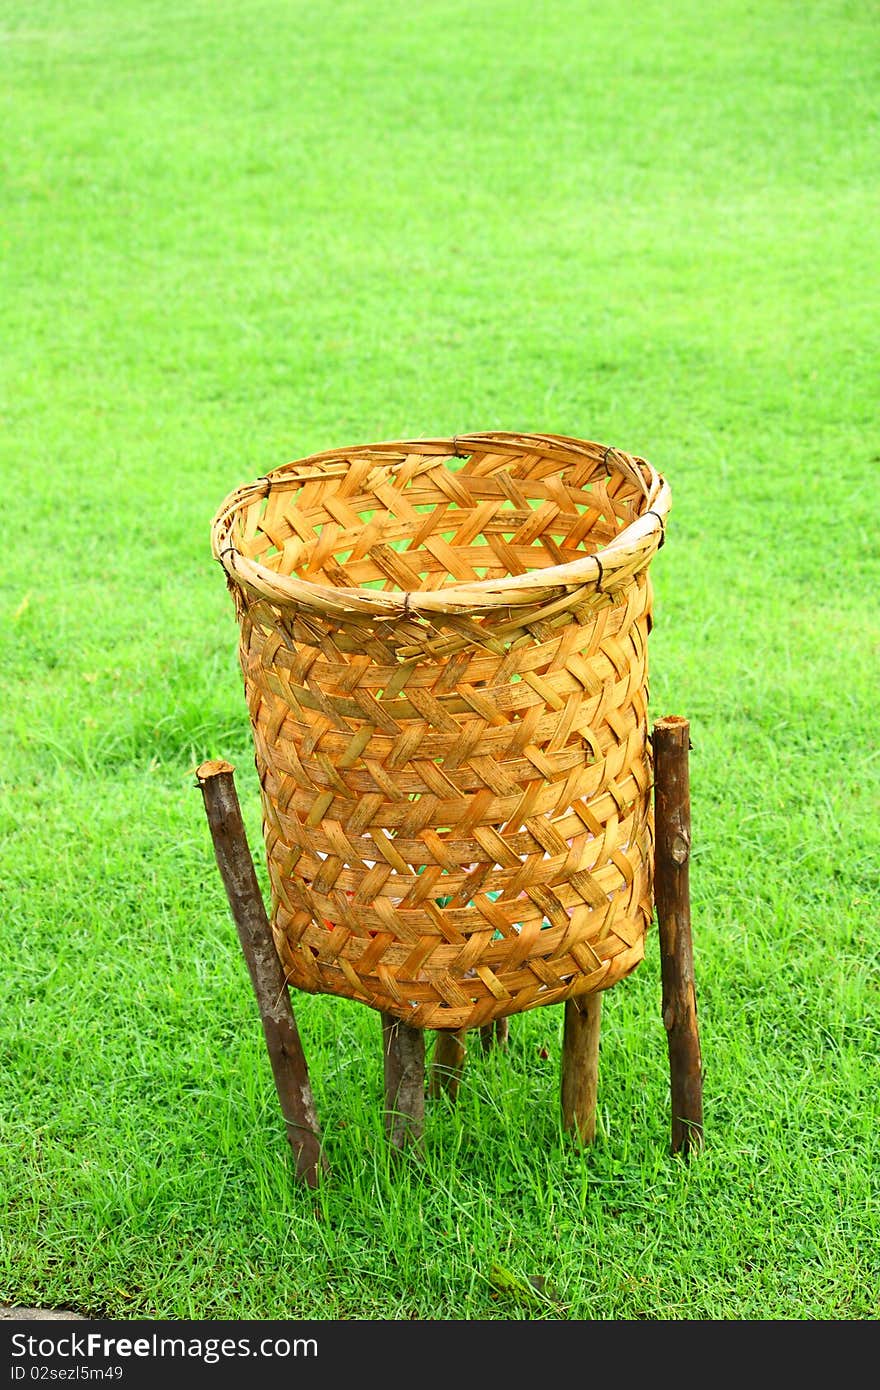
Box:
[1,0,878,1320]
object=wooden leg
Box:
[429,1029,467,1101]
[561,993,602,1144]
[652,716,704,1155]
[479,1016,510,1052]
[196,760,328,1186]
[381,1012,425,1155]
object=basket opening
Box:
[236,447,643,594]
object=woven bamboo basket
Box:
[212,432,670,1032]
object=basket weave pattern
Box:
[212,433,670,1030]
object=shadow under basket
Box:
[211,431,671,1034]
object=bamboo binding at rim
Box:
[212,431,671,1032]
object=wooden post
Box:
[652,716,704,1155]
[381,1012,425,1155]
[196,760,327,1186]
[429,1029,467,1101]
[560,993,603,1144]
[479,1017,510,1052]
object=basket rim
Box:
[211,430,671,619]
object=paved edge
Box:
[1,1306,88,1320]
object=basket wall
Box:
[213,434,668,1031]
